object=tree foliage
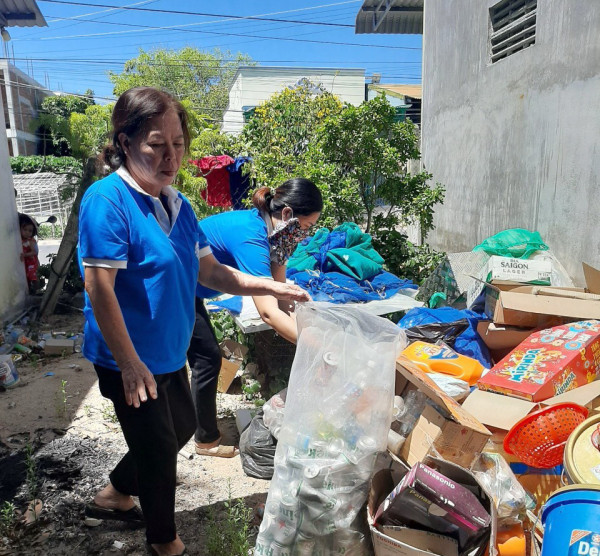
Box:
[241,86,445,282]
[240,81,343,189]
[310,94,444,236]
[35,90,95,156]
[109,47,253,121]
[68,103,113,161]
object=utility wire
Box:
[38,0,356,27]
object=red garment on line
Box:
[190,155,235,207]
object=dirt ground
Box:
[0,313,270,555]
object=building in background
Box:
[356,0,600,284]
[221,66,366,135]
[0,59,51,156]
[0,1,48,323]
[368,83,421,125]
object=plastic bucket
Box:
[0,354,19,388]
[564,414,600,485]
[541,485,600,556]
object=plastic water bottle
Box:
[394,390,427,437]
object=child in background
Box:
[19,213,40,293]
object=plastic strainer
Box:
[503,403,589,468]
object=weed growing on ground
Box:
[55,380,68,419]
[242,378,264,407]
[0,501,16,537]
[101,403,118,424]
[24,443,39,501]
[205,486,253,555]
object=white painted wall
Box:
[0,86,27,322]
[222,66,366,135]
[421,0,600,284]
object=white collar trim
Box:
[116,166,182,235]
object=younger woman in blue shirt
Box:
[189,178,322,457]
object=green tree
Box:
[35,90,95,156]
[241,88,445,283]
[68,103,113,161]
[109,47,253,121]
[310,94,444,236]
[240,81,343,189]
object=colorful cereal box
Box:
[477,320,600,402]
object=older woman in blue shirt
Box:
[78,87,308,556]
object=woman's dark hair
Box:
[252,178,323,216]
[101,87,190,170]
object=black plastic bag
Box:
[239,411,277,480]
[404,319,469,348]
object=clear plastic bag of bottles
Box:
[255,302,406,556]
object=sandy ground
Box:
[0,313,271,555]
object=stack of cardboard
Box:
[369,261,600,556]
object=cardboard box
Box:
[477,320,600,401]
[487,256,552,284]
[217,340,248,393]
[374,462,491,548]
[395,356,491,468]
[381,527,458,556]
[43,338,75,356]
[368,458,496,556]
[484,263,600,328]
[476,321,535,363]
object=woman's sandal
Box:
[195,437,239,458]
[85,501,144,524]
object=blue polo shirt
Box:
[78,171,207,375]
[196,208,273,298]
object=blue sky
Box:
[8,0,422,103]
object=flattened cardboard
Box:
[217,340,248,393]
[217,358,239,393]
[395,356,491,468]
[463,380,600,431]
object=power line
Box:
[30,6,418,50]
[39,0,356,27]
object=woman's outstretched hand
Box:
[270,282,311,302]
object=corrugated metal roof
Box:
[371,84,422,99]
[0,0,47,28]
[355,0,423,35]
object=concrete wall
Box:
[222,67,366,135]
[0,83,27,323]
[422,0,600,284]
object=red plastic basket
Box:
[503,403,589,468]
